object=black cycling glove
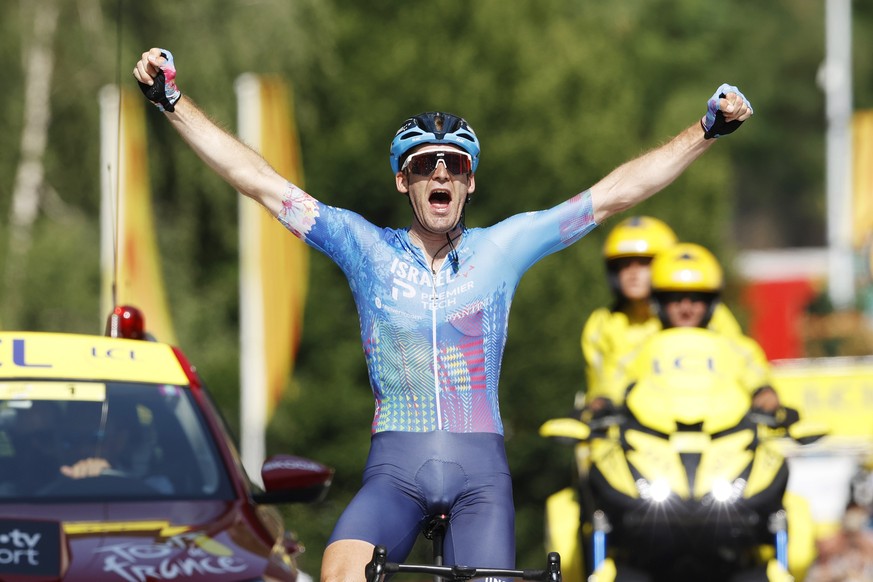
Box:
[137,49,181,112]
[701,83,752,139]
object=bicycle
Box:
[364,514,563,582]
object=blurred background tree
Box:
[2,0,872,574]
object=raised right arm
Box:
[132,48,287,218]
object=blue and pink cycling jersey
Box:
[278,184,598,566]
[278,184,598,435]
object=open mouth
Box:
[429,189,452,208]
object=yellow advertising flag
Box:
[236,74,310,478]
[256,76,308,417]
[852,110,873,249]
[99,86,176,344]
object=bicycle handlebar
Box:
[365,545,562,582]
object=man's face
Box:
[396,145,475,235]
[614,256,653,301]
[662,292,709,328]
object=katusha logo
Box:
[0,519,61,576]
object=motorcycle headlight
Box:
[710,478,747,503]
[636,478,671,503]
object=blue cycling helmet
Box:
[389,112,480,174]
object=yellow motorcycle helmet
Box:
[650,242,723,328]
[603,216,678,260]
[603,216,677,302]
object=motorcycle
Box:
[541,327,826,582]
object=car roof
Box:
[0,331,190,385]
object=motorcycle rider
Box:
[554,243,808,581]
[579,218,744,414]
[624,241,784,414]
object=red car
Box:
[0,309,332,582]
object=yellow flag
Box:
[236,74,310,478]
[99,86,176,344]
[852,111,873,249]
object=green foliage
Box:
[2,0,869,575]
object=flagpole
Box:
[98,85,121,325]
[235,74,268,486]
[823,0,854,308]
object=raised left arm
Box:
[590,84,753,224]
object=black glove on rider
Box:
[700,83,753,139]
[137,49,181,112]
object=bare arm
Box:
[60,457,111,479]
[589,89,752,224]
[132,49,287,217]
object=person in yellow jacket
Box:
[575,243,808,581]
[549,241,798,582]
[579,217,742,411]
[618,241,782,413]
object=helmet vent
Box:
[389,111,480,174]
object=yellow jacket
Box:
[580,303,746,406]
[618,327,773,408]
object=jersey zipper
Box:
[428,263,443,431]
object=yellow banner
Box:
[852,111,873,249]
[100,87,176,344]
[239,76,309,420]
[772,357,873,441]
[260,76,308,416]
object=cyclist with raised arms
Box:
[133,47,753,582]
[578,216,743,415]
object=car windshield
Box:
[0,381,235,501]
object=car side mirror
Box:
[253,454,334,505]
